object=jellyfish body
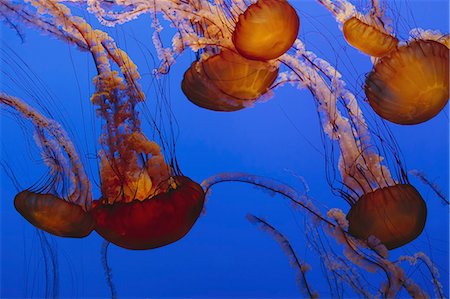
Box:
[232,0,299,60]
[343,17,398,57]
[14,191,94,238]
[92,176,205,250]
[182,50,278,111]
[365,39,449,125]
[347,184,427,250]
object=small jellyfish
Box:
[182,50,278,111]
[232,0,299,60]
[347,184,427,250]
[365,40,449,125]
[342,17,398,57]
[1,93,94,238]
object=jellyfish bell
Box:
[342,17,399,57]
[365,39,449,125]
[232,0,299,61]
[346,184,427,250]
[182,50,278,111]
[182,60,250,112]
[92,176,205,250]
[14,191,94,238]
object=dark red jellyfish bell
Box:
[346,184,427,250]
[232,0,299,60]
[92,176,205,250]
[181,50,278,111]
[14,191,94,238]
[365,39,449,125]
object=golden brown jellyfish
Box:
[1,93,94,238]
[342,17,399,57]
[232,0,299,60]
[346,184,427,250]
[365,40,449,125]
[182,50,278,111]
[14,191,94,238]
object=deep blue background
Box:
[1,0,448,297]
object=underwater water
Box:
[0,0,448,298]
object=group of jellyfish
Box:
[0,0,448,297]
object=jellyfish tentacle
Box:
[0,0,89,50]
[101,240,118,299]
[398,252,444,299]
[409,170,449,205]
[247,214,318,299]
[327,209,429,298]
[409,28,449,48]
[280,41,395,197]
[202,172,334,227]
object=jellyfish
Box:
[319,0,449,125]
[342,16,398,57]
[1,93,94,238]
[317,0,399,57]
[232,0,300,61]
[346,184,427,249]
[365,39,449,125]
[181,50,279,111]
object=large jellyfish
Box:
[0,0,448,297]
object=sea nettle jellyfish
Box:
[365,39,449,125]
[232,0,300,61]
[181,50,278,111]
[319,0,449,125]
[1,93,94,238]
[0,0,205,250]
[86,0,298,111]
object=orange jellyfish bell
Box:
[92,176,205,250]
[346,184,427,250]
[182,50,278,111]
[232,0,299,60]
[14,191,94,238]
[365,39,449,125]
[343,17,399,57]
